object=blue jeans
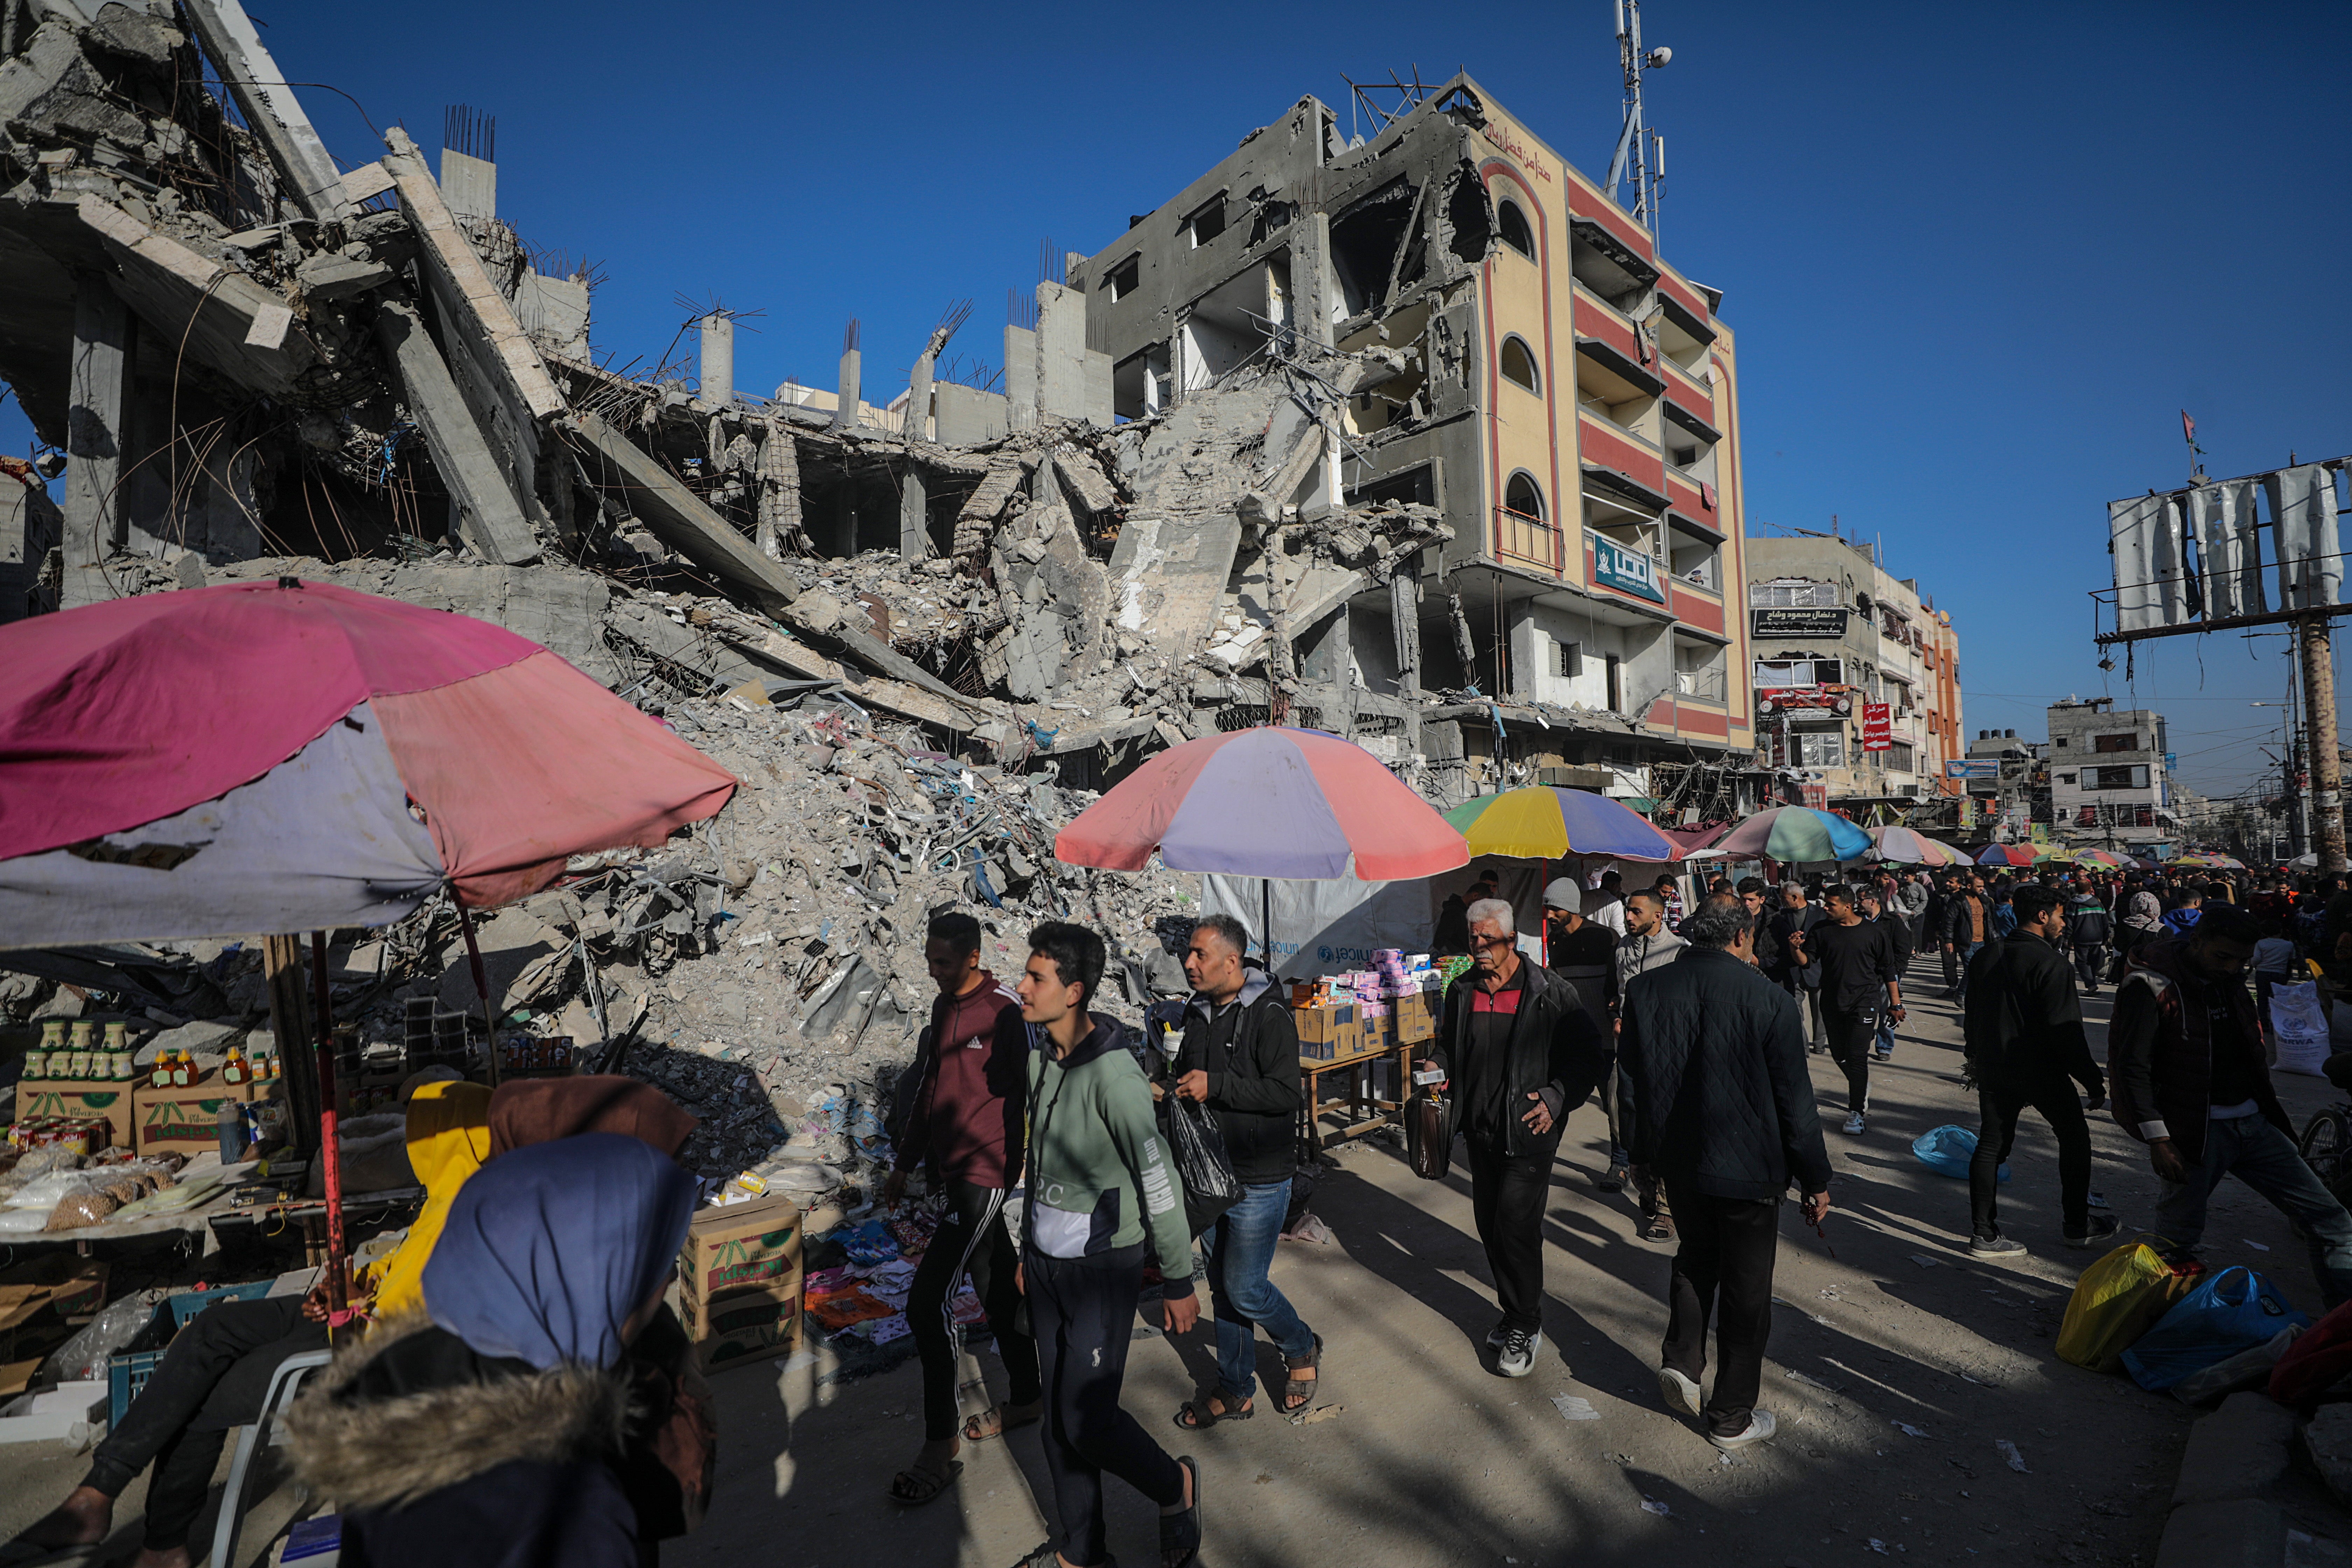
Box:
[1202,1178,1314,1401]
[1875,1009,1897,1056]
[2156,1111,2352,1308]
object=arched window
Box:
[1499,335,1540,393]
[1505,471,1546,521]
[1497,199,1536,260]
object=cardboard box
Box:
[1394,992,1436,1046]
[677,1193,804,1373]
[1293,1003,1359,1062]
[1359,1011,1396,1055]
[132,1073,273,1156]
[14,1080,138,1152]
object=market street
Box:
[659,950,2345,1568]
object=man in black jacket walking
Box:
[1619,895,1832,1452]
[1168,914,1318,1427]
[1420,899,1612,1379]
[1962,885,2118,1256]
[1805,886,1905,1136]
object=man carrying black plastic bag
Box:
[1168,915,1320,1426]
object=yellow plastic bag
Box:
[2057,1237,2196,1372]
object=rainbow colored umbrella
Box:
[1442,787,1675,861]
[1865,826,1968,866]
[1055,726,1465,880]
[1975,843,2043,867]
[1717,806,1872,863]
[2074,849,2130,868]
[2173,852,2245,869]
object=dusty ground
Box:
[5,946,2346,1567]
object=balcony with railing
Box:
[1492,504,1562,574]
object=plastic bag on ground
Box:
[2270,982,2331,1076]
[40,1293,161,1382]
[2171,1323,2303,1406]
[2057,1237,2200,1372]
[1910,1124,2008,1182]
[1164,1097,1240,1237]
[2122,1265,2310,1391]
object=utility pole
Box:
[2300,611,2348,870]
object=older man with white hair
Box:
[1419,898,1613,1378]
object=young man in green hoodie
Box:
[1013,921,1201,1568]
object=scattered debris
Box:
[1551,1394,1601,1422]
[1997,1439,2030,1473]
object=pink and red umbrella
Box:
[1974,843,2045,868]
[1057,726,1465,880]
[0,580,737,945]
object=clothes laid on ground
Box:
[1173,968,1303,1186]
[895,974,1027,1189]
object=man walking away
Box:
[886,914,1039,1505]
[1766,882,1827,1053]
[1944,876,1993,1002]
[1418,900,1612,1378]
[1169,915,1318,1428]
[1546,879,1623,1191]
[1013,923,1201,1568]
[2116,877,2164,981]
[2161,887,2205,938]
[1619,895,1832,1452]
[1806,886,1905,1135]
[1858,888,1914,1063]
[1962,887,2116,1256]
[1896,872,1932,953]
[2067,888,2115,996]
[2110,905,2352,1307]
[1614,891,1686,1239]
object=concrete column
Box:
[905,354,934,443]
[899,469,929,561]
[1506,603,1541,703]
[62,270,131,609]
[1293,212,1337,349]
[699,314,734,407]
[1389,573,1422,754]
[755,424,800,561]
[1035,282,1085,421]
[834,347,862,430]
[1004,325,1037,430]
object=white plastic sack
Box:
[2272,981,2332,1076]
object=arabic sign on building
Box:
[1590,533,1665,603]
[1862,703,1892,751]
[1751,607,1851,639]
[1944,759,2001,781]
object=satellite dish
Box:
[1645,46,1672,67]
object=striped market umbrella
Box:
[1442,786,1676,861]
[1865,826,1969,867]
[1717,805,1873,863]
[2073,849,2131,868]
[1975,843,2045,867]
[1055,726,1466,880]
[2172,852,2246,869]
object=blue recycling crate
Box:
[106,1281,280,1426]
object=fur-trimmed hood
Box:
[282,1314,634,1514]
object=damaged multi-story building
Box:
[0,6,1760,830]
[1074,77,1764,816]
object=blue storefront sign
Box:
[1590,533,1665,603]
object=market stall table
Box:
[1298,1036,1413,1153]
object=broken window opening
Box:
[1504,471,1547,522]
[1112,344,1171,422]
[1174,260,1283,392]
[1554,638,1582,678]
[1347,463,1437,510]
[1497,199,1535,261]
[1184,194,1228,249]
[1499,335,1540,394]
[1568,218,1657,313]
[1443,163,1496,264]
[1106,255,1141,302]
[1329,177,1419,320]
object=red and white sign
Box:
[1862,703,1892,751]
[1801,783,1829,811]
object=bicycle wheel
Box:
[2301,1105,2352,1192]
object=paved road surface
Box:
[677,946,2345,1568]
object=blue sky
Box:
[7,0,2345,802]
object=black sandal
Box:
[886,1457,962,1506]
[1173,1390,1253,1429]
[1159,1455,1202,1568]
[1279,1333,1323,1415]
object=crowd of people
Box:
[9,848,2344,1568]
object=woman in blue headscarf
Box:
[285,1133,698,1568]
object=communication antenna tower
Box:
[1603,1,1673,239]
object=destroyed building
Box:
[1077,78,1768,818]
[0,9,1784,1156]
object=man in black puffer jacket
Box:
[1169,914,1317,1427]
[1619,894,1832,1454]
